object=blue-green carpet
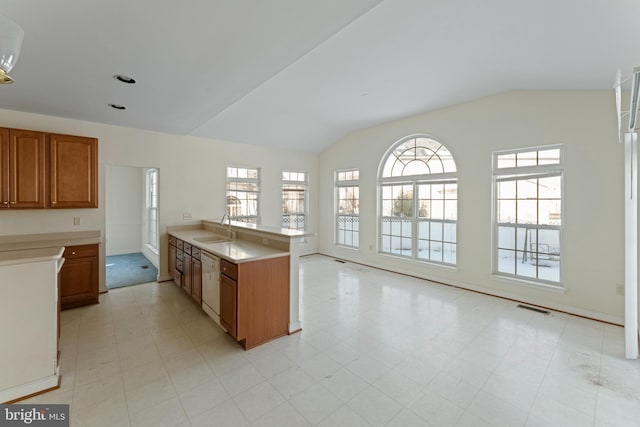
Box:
[106,252,158,289]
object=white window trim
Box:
[335,169,360,249]
[226,165,261,224]
[282,170,308,232]
[145,168,159,253]
[377,135,458,266]
[492,145,564,287]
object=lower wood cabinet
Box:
[60,244,99,310]
[220,256,290,350]
[169,235,202,303]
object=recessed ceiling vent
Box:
[114,74,136,84]
[108,103,126,110]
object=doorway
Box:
[105,165,160,289]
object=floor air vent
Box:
[517,304,550,315]
[334,259,346,263]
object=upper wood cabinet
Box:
[0,128,47,209]
[49,133,98,208]
[0,127,98,209]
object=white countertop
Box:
[0,230,102,252]
[0,246,65,267]
[169,229,289,263]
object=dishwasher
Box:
[201,251,221,327]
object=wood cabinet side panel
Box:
[237,256,290,349]
[0,128,9,207]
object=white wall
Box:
[105,165,143,256]
[319,91,625,323]
[0,109,319,292]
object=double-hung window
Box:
[493,146,562,285]
[379,136,457,265]
[145,168,159,251]
[335,169,359,248]
[226,166,260,224]
[282,171,307,231]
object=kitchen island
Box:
[167,220,310,349]
[0,246,64,403]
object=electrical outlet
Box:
[182,212,192,221]
[616,284,624,295]
[73,217,81,226]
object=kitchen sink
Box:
[194,235,231,244]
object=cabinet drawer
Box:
[177,240,184,251]
[183,242,192,255]
[220,259,237,280]
[191,247,201,260]
[169,235,177,246]
[177,249,184,261]
[176,258,184,272]
[64,244,98,259]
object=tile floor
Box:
[24,255,640,426]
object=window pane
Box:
[515,251,536,278]
[498,249,516,274]
[517,151,537,167]
[539,176,561,199]
[430,222,443,241]
[517,200,537,224]
[444,200,457,220]
[517,179,537,199]
[443,222,456,243]
[498,200,516,223]
[443,243,456,264]
[539,200,561,225]
[538,149,560,165]
[497,226,516,250]
[497,153,516,169]
[497,180,516,199]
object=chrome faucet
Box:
[220,213,232,234]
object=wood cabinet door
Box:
[49,133,98,208]
[9,129,46,208]
[168,243,178,280]
[0,128,8,208]
[191,258,202,304]
[220,274,237,338]
[60,257,98,309]
[183,253,192,295]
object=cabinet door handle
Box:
[71,251,76,255]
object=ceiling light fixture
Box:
[114,74,136,84]
[108,103,126,110]
[0,14,24,84]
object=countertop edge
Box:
[0,246,65,266]
[0,231,102,252]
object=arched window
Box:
[379,135,457,265]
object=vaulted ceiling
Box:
[1,0,638,152]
